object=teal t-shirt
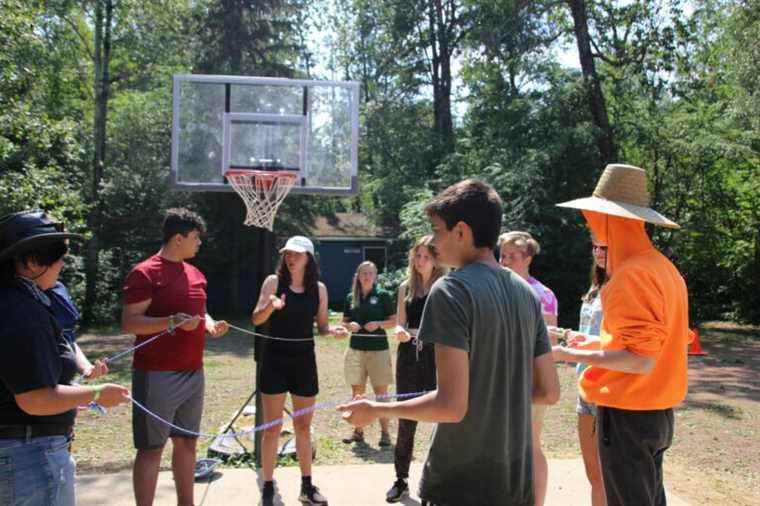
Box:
[576,293,603,376]
[417,262,550,506]
[343,286,395,351]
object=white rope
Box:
[226,323,405,341]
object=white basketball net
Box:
[225,170,297,231]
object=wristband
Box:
[168,314,177,333]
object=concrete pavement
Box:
[77,459,690,505]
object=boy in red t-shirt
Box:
[122,208,229,506]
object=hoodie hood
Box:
[581,210,653,276]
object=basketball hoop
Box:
[225,168,298,231]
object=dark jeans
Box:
[394,342,436,479]
[597,406,674,506]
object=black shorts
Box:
[259,351,319,397]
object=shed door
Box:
[317,242,363,309]
[363,246,387,272]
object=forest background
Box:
[1,0,758,328]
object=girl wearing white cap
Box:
[251,235,348,506]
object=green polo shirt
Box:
[343,286,395,350]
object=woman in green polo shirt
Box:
[342,261,396,447]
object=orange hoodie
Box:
[579,210,690,410]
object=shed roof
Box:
[310,213,391,240]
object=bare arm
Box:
[396,283,408,328]
[553,347,655,375]
[15,383,129,416]
[532,352,560,404]
[205,305,229,338]
[251,275,279,326]
[121,299,171,335]
[338,343,469,425]
[121,299,199,335]
[394,283,412,342]
[542,314,558,344]
[73,343,93,375]
[316,282,349,338]
[366,314,397,331]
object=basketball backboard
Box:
[170,75,359,195]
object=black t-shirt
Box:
[399,293,429,353]
[265,278,319,356]
[0,282,78,427]
[405,293,428,329]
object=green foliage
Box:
[376,267,407,297]
[399,189,434,245]
[1,0,758,325]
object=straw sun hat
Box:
[556,164,680,229]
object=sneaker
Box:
[262,481,275,506]
[379,431,392,447]
[341,428,364,444]
[386,478,409,503]
[299,484,328,505]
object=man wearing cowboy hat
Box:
[552,164,690,506]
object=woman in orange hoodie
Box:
[553,164,690,506]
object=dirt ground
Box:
[74,320,760,505]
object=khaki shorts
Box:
[344,348,393,387]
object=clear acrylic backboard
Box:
[170,74,360,195]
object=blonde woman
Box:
[386,236,448,502]
[499,231,558,506]
[342,261,396,446]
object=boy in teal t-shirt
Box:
[338,180,560,505]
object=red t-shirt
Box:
[123,254,207,371]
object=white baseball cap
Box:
[279,235,315,256]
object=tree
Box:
[566,0,616,163]
[83,0,114,320]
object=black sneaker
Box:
[379,431,392,447]
[386,478,409,503]
[341,428,364,444]
[262,481,275,506]
[299,484,328,505]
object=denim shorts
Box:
[0,435,76,506]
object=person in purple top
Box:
[499,230,558,506]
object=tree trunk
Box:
[85,0,113,321]
[567,0,617,164]
[429,0,455,154]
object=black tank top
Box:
[266,278,319,355]
[406,293,428,329]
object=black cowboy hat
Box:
[0,210,84,263]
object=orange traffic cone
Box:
[688,328,708,356]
